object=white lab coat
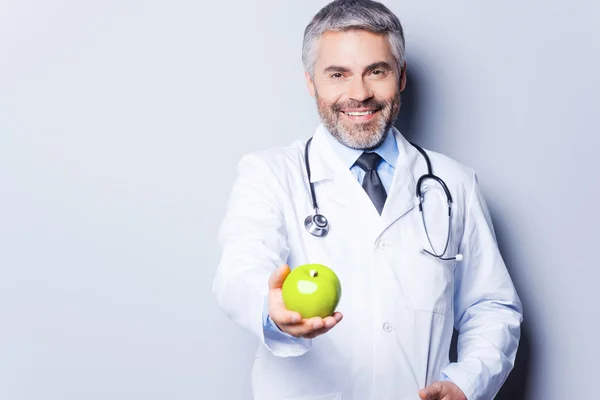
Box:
[213,124,522,400]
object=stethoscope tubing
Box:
[302,136,461,261]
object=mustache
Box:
[331,98,390,113]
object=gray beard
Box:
[315,92,401,151]
[328,117,390,150]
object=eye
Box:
[371,69,386,76]
[330,73,344,79]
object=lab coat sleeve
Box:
[213,153,312,357]
[440,172,523,400]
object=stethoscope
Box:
[303,136,463,262]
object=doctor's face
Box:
[306,30,406,150]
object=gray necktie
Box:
[354,152,387,215]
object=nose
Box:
[347,77,373,102]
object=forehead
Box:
[315,30,394,69]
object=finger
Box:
[418,388,434,400]
[270,308,302,326]
[332,312,343,323]
[268,291,302,326]
[302,325,330,339]
[418,382,443,400]
[302,314,342,338]
[286,317,325,337]
[323,316,338,329]
[268,265,303,326]
[275,309,342,331]
[268,264,290,290]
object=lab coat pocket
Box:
[393,205,457,315]
[405,255,454,315]
[284,395,342,400]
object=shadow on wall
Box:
[393,60,422,143]
[394,63,532,399]
[486,205,533,400]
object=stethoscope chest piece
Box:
[303,137,330,237]
[304,212,329,237]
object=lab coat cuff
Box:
[440,365,476,400]
[261,295,312,357]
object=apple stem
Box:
[310,270,318,278]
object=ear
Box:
[305,71,316,97]
[399,61,407,92]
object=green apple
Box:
[281,263,342,319]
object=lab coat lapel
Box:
[305,125,335,184]
[379,127,422,233]
[307,125,372,216]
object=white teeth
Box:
[346,110,375,116]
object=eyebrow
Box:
[364,61,394,72]
[323,65,352,74]
[322,61,394,75]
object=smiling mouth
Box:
[339,108,382,121]
[344,110,378,116]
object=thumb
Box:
[268,264,290,290]
[418,382,443,400]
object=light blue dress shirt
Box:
[263,127,398,336]
[322,127,398,194]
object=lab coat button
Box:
[382,322,393,332]
[377,241,388,250]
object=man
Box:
[213,1,522,399]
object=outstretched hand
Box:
[268,264,343,339]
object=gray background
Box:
[1,0,599,399]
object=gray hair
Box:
[302,0,406,78]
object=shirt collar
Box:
[323,126,398,170]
